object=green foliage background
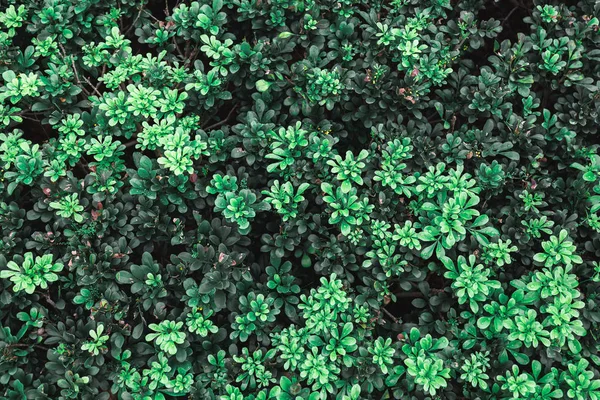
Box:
[1,0,600,399]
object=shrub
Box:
[1,0,600,399]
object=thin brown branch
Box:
[382,307,399,323]
[502,7,519,26]
[125,5,145,36]
[173,38,185,58]
[124,139,138,149]
[394,291,425,298]
[59,43,102,98]
[184,43,200,65]
[18,115,44,122]
[10,343,49,351]
[39,292,59,310]
[82,75,103,97]
[69,56,92,97]
[202,104,238,131]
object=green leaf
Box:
[132,323,144,340]
[409,327,420,343]
[510,350,530,365]
[421,243,436,260]
[255,80,271,92]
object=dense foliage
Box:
[1,0,600,398]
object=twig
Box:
[10,343,49,351]
[183,41,191,59]
[202,104,238,131]
[453,36,469,53]
[68,55,92,97]
[77,155,92,173]
[382,307,399,323]
[184,43,200,66]
[502,7,519,27]
[394,291,425,298]
[173,38,185,58]
[82,76,103,97]
[19,113,51,139]
[58,43,67,58]
[19,115,44,122]
[284,76,295,86]
[39,292,59,311]
[59,44,91,97]
[95,65,107,93]
[508,0,528,10]
[124,139,138,149]
[59,43,102,98]
[125,4,145,36]
[145,11,161,23]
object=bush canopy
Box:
[1,0,600,399]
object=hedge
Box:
[1,0,600,399]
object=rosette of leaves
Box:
[81,324,110,356]
[326,149,369,193]
[320,182,366,236]
[213,188,269,234]
[0,252,64,294]
[402,328,451,396]
[116,252,167,312]
[441,254,501,313]
[49,193,85,223]
[145,320,187,356]
[262,180,310,222]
